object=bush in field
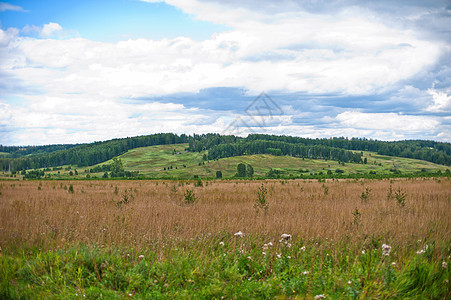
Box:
[395,187,407,207]
[387,184,393,201]
[194,178,203,187]
[360,187,371,203]
[352,208,361,226]
[117,188,134,207]
[254,183,269,213]
[184,188,196,204]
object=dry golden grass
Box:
[1,178,450,256]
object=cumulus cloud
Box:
[336,111,439,131]
[427,88,451,112]
[40,22,63,38]
[0,0,450,144]
[1,16,441,98]
[22,22,64,38]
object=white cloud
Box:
[22,22,65,39]
[0,0,450,144]
[1,13,441,99]
[0,2,26,12]
[336,111,439,131]
[427,88,451,112]
[40,22,63,38]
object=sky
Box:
[0,0,450,146]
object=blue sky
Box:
[0,0,450,145]
[0,0,227,41]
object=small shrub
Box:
[360,187,371,203]
[387,184,393,201]
[322,184,329,195]
[352,208,361,226]
[68,184,74,194]
[117,189,133,207]
[184,188,196,204]
[194,178,203,187]
[395,187,407,207]
[254,183,269,213]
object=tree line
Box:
[0,133,188,172]
[205,140,363,163]
[1,133,450,172]
[188,133,451,166]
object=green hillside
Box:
[3,143,449,180]
[113,144,449,179]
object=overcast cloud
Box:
[0,0,450,145]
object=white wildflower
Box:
[362,250,365,255]
[347,281,352,285]
[138,254,144,259]
[392,262,396,266]
[280,233,291,241]
[286,243,292,248]
[416,245,428,255]
[443,261,447,269]
[234,231,244,238]
[382,244,391,256]
[277,254,282,259]
[268,242,273,247]
[287,256,291,259]
[314,294,325,299]
[262,244,268,250]
[302,271,309,275]
[300,246,306,252]
[262,252,266,256]
[247,256,252,260]
[219,241,225,246]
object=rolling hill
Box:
[8,143,447,180]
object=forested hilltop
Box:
[1,133,450,172]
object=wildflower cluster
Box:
[279,233,292,248]
[234,231,244,238]
[382,244,392,256]
[262,241,273,255]
[416,244,428,255]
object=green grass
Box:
[1,237,449,299]
[14,144,450,180]
[0,152,11,158]
[114,144,448,179]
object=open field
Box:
[0,178,450,298]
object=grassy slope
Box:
[117,144,449,179]
[3,143,447,180]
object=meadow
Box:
[10,143,448,181]
[0,178,450,298]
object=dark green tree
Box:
[236,163,247,177]
[246,164,254,177]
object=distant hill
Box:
[1,133,450,173]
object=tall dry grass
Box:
[0,178,450,256]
